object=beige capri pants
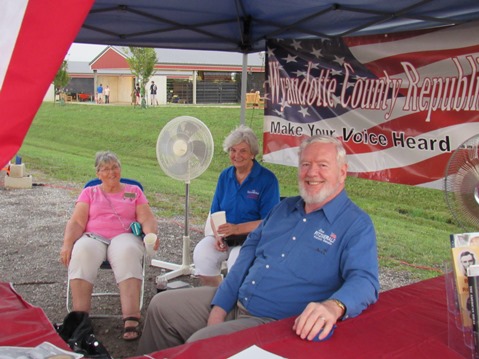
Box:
[69,233,144,284]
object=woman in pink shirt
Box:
[60,151,158,341]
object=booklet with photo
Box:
[450,232,479,328]
[468,264,479,356]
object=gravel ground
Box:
[0,170,419,358]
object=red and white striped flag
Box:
[263,21,479,189]
[0,0,93,168]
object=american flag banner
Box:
[263,21,479,189]
[0,0,93,169]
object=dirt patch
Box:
[0,170,418,358]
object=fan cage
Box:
[156,116,214,182]
[444,134,479,232]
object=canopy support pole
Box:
[192,70,197,104]
[240,53,248,125]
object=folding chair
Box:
[66,178,146,318]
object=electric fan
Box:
[151,116,214,280]
[444,134,479,232]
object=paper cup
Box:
[211,211,226,236]
[144,233,157,257]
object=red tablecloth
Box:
[0,282,69,349]
[131,276,471,359]
[0,277,473,358]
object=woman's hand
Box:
[216,223,238,237]
[213,222,236,252]
[61,203,89,267]
[214,235,227,252]
[60,243,73,267]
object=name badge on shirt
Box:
[124,192,136,200]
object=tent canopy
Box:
[75,0,479,53]
[4,0,479,169]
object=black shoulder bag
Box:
[54,311,111,358]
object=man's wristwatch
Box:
[331,299,346,318]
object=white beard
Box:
[299,181,339,205]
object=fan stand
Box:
[151,181,195,280]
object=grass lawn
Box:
[17,102,462,280]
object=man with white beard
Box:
[137,135,379,354]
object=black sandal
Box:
[122,317,141,341]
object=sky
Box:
[65,43,107,62]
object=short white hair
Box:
[298,135,347,166]
[223,125,259,156]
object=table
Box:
[132,276,471,359]
[0,277,473,358]
[77,93,92,102]
[0,282,69,349]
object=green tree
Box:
[53,60,70,105]
[125,47,158,108]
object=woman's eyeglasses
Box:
[99,165,120,173]
[228,148,250,156]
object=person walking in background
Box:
[131,88,137,106]
[135,84,141,106]
[193,125,280,287]
[104,85,110,104]
[137,135,379,354]
[97,83,103,104]
[150,81,158,106]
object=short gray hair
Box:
[223,125,259,156]
[95,151,121,172]
[298,135,347,166]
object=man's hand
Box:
[207,306,227,326]
[293,300,343,341]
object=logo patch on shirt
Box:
[246,189,259,200]
[314,229,337,245]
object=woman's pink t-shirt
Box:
[77,184,148,239]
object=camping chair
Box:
[66,178,147,318]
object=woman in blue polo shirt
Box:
[193,125,280,286]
